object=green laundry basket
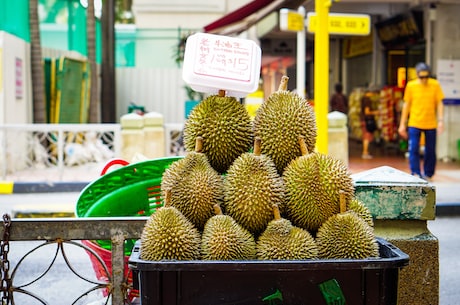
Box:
[76,156,183,254]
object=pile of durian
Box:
[139,76,379,261]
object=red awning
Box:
[203,0,274,33]
[203,0,302,35]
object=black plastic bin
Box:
[128,238,409,305]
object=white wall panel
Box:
[116,67,188,124]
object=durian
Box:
[183,90,253,173]
[161,136,224,230]
[253,76,316,174]
[316,191,379,259]
[223,137,285,236]
[348,197,374,228]
[201,204,256,260]
[283,136,354,231]
[140,190,201,261]
[256,205,318,260]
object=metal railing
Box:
[0,123,189,182]
[0,124,121,181]
[1,215,146,305]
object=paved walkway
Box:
[2,139,460,206]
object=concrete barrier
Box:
[352,166,438,305]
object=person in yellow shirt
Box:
[398,62,445,180]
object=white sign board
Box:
[182,33,261,98]
[437,59,460,105]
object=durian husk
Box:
[347,197,374,228]
[140,190,202,261]
[256,205,318,260]
[201,204,256,260]
[283,138,354,231]
[223,137,285,236]
[183,90,253,173]
[316,191,379,259]
[161,137,224,230]
[253,76,317,174]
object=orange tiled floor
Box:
[347,138,460,183]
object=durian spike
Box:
[253,137,262,156]
[272,204,281,221]
[298,135,309,156]
[278,76,289,91]
[339,190,347,214]
[218,89,226,97]
[213,204,223,215]
[195,136,203,153]
[164,189,172,207]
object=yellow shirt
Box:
[403,78,444,129]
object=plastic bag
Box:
[365,116,377,132]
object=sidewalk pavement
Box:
[1,151,460,215]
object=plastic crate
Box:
[128,238,409,305]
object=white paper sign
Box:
[437,59,460,105]
[182,33,261,97]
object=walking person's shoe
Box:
[421,175,433,182]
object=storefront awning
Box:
[203,0,304,36]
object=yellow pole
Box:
[314,0,331,154]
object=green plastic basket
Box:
[76,156,183,253]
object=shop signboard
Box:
[279,9,305,32]
[437,59,460,105]
[307,12,370,36]
[375,11,423,48]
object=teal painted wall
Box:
[0,0,30,42]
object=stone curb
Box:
[0,181,89,194]
[2,181,459,216]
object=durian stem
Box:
[254,137,262,156]
[298,135,309,156]
[195,136,203,153]
[339,190,347,214]
[278,76,289,91]
[272,204,281,220]
[213,204,223,215]
[164,189,172,207]
[218,89,226,97]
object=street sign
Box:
[307,12,371,35]
[279,9,305,32]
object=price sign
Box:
[182,33,261,97]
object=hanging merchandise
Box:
[348,87,367,140]
[379,86,404,143]
[348,87,381,140]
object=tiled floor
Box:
[347,138,460,183]
[5,138,460,184]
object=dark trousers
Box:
[408,127,437,177]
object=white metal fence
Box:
[0,124,121,182]
[0,123,188,182]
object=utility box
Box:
[328,111,348,166]
[352,166,438,305]
[129,239,408,305]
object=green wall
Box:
[0,0,30,42]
